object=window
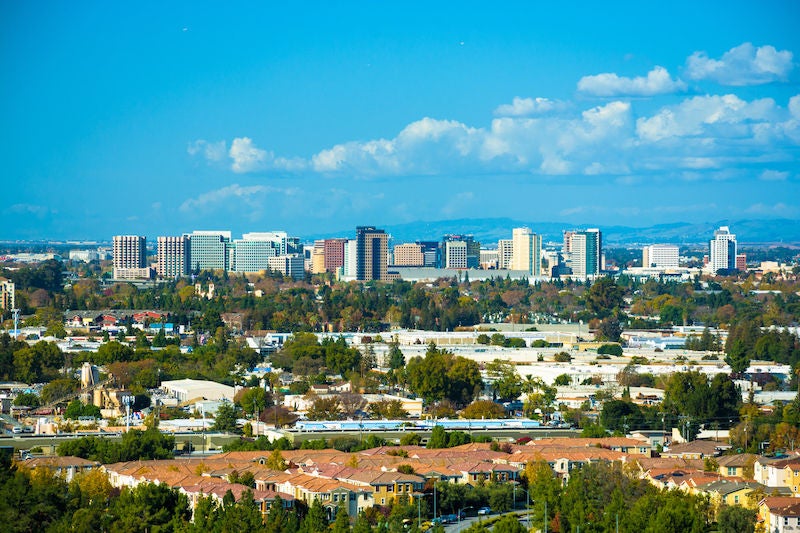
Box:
[727,467,736,476]
[333,494,339,502]
[388,485,393,492]
[733,495,739,504]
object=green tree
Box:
[585,277,624,318]
[301,499,328,533]
[306,396,342,420]
[266,449,287,470]
[485,360,522,402]
[212,402,240,433]
[717,505,756,533]
[110,482,191,532]
[235,386,271,418]
[427,426,449,449]
[461,400,506,419]
[332,506,350,533]
[553,374,571,386]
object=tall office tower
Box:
[709,226,737,274]
[230,236,279,273]
[157,236,190,278]
[444,240,467,269]
[113,235,146,269]
[113,235,151,279]
[187,231,231,272]
[242,232,288,255]
[568,228,602,278]
[342,239,358,278]
[0,278,15,311]
[323,238,347,272]
[642,244,679,269]
[442,235,480,269]
[497,239,513,270]
[511,227,542,275]
[392,243,425,266]
[356,226,388,281]
[416,241,441,267]
[562,230,576,256]
[310,241,327,274]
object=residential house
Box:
[661,440,722,459]
[759,497,800,533]
[17,456,100,482]
[716,454,757,479]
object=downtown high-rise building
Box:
[113,235,146,269]
[157,236,190,278]
[442,235,480,269]
[497,239,513,270]
[323,238,347,272]
[356,226,388,281]
[113,235,151,279]
[511,227,542,275]
[642,244,679,269]
[187,231,231,272]
[392,243,425,266]
[568,228,602,278]
[709,226,737,274]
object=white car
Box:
[478,507,492,515]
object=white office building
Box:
[709,226,737,274]
[642,245,679,269]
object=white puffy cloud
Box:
[577,66,687,96]
[494,97,568,116]
[229,137,268,173]
[189,92,800,185]
[187,139,227,161]
[686,43,794,85]
[307,101,633,178]
[636,94,779,141]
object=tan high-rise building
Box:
[511,227,542,275]
[311,240,326,274]
[113,235,151,279]
[356,226,388,281]
[113,235,146,269]
[393,243,424,266]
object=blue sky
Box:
[2,1,799,241]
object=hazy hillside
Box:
[309,218,800,246]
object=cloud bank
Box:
[578,66,687,97]
[686,43,794,85]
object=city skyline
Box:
[2,2,799,240]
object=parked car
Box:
[478,507,492,515]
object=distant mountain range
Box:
[308,218,800,246]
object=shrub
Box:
[597,344,623,356]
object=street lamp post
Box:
[457,506,473,532]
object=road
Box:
[442,510,534,532]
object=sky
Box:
[2,1,799,241]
